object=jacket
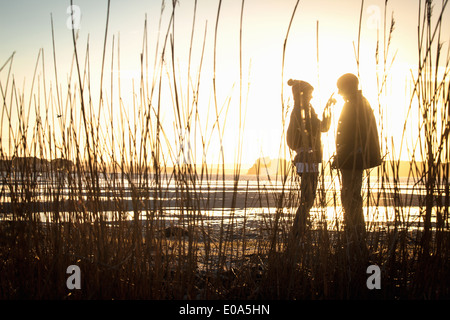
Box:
[335,91,381,170]
[287,104,330,164]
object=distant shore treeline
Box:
[1,156,448,179]
[0,157,73,172]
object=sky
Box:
[1,0,449,168]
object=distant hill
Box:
[247,158,448,178]
[247,157,290,176]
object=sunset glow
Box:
[1,0,449,168]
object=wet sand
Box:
[0,186,427,214]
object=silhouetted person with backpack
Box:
[332,74,382,295]
[286,79,334,241]
[333,73,381,248]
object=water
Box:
[0,171,446,232]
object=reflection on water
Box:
[0,172,444,232]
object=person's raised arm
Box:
[321,93,336,132]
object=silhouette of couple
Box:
[286,73,381,254]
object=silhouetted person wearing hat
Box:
[286,79,334,241]
[333,73,381,264]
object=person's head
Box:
[287,79,313,107]
[337,73,359,98]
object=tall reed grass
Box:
[0,0,448,299]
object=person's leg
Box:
[340,168,368,297]
[340,168,366,242]
[292,171,319,239]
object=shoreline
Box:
[0,189,429,214]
